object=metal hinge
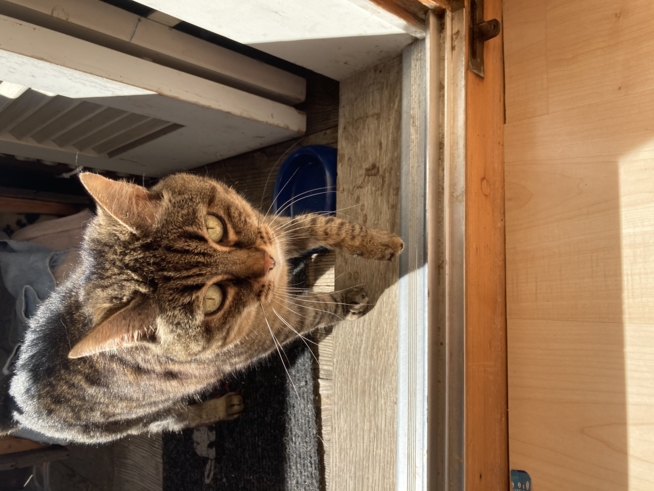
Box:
[468,0,501,77]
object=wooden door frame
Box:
[396,2,507,490]
[463,0,507,489]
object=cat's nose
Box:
[264,251,276,274]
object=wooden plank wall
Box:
[465,0,508,489]
[504,1,654,489]
[0,436,44,455]
[331,56,402,491]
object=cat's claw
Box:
[344,287,370,320]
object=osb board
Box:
[505,0,654,489]
[331,56,402,491]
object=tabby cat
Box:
[0,172,403,444]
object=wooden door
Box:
[505,0,654,489]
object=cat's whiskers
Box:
[259,302,300,399]
[269,185,334,220]
[280,283,364,296]
[275,298,307,319]
[280,294,373,308]
[280,287,312,293]
[271,307,320,365]
[261,299,330,453]
[271,205,360,232]
[269,208,361,244]
[260,137,305,217]
[272,298,312,326]
[267,187,336,227]
[266,303,328,448]
[262,166,302,223]
[272,293,345,322]
[269,298,319,344]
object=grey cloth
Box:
[0,239,70,445]
[0,239,66,355]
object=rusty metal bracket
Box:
[468,0,501,77]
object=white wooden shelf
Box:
[0,14,306,176]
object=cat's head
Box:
[68,173,286,361]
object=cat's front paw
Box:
[363,230,404,261]
[343,287,370,320]
[204,392,244,422]
[221,393,244,420]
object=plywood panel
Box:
[331,56,402,491]
[506,158,654,325]
[505,0,654,489]
[509,319,654,490]
[503,1,548,122]
[504,89,654,164]
[546,0,654,114]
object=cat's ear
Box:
[68,301,158,359]
[79,173,159,232]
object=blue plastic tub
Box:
[272,145,337,217]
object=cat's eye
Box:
[205,215,224,242]
[203,284,223,315]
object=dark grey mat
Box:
[163,259,322,491]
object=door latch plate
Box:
[469,0,501,77]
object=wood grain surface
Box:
[505,0,654,489]
[465,0,508,489]
[0,436,45,456]
[0,197,81,215]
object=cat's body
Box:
[0,173,402,444]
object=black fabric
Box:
[162,258,321,491]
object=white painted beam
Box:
[0,0,306,104]
[0,15,305,176]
